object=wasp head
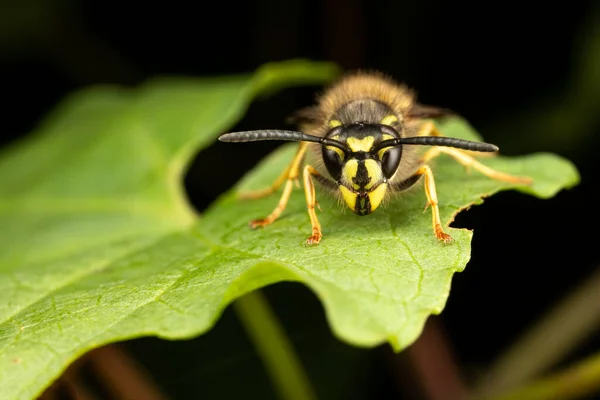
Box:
[322,123,403,216]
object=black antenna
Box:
[376,136,499,152]
[219,130,350,152]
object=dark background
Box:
[2,0,599,399]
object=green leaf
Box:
[0,60,578,399]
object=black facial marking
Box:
[355,193,371,216]
[352,161,371,189]
[351,152,376,161]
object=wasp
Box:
[219,71,532,245]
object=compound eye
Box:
[380,146,402,179]
[322,146,344,181]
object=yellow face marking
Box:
[341,159,359,189]
[339,186,356,210]
[326,145,345,162]
[380,115,398,125]
[363,159,383,189]
[329,119,342,128]
[367,183,388,212]
[346,136,375,152]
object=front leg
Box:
[303,165,324,245]
[393,166,452,244]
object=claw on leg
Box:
[305,228,323,245]
[417,165,454,244]
[435,226,453,244]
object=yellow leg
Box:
[422,147,532,184]
[239,142,308,200]
[247,143,308,228]
[415,120,532,184]
[239,165,290,200]
[303,165,323,245]
[415,165,453,244]
[249,179,294,228]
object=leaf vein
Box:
[388,214,424,302]
[0,234,179,342]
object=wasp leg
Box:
[247,143,308,228]
[249,179,294,228]
[303,165,323,245]
[239,142,308,200]
[422,146,533,184]
[415,121,532,184]
[398,165,453,244]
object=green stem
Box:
[488,352,600,400]
[234,290,318,400]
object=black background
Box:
[2,0,599,399]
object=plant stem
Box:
[488,351,600,400]
[406,317,468,400]
[87,345,169,400]
[234,290,318,400]
[475,267,600,396]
